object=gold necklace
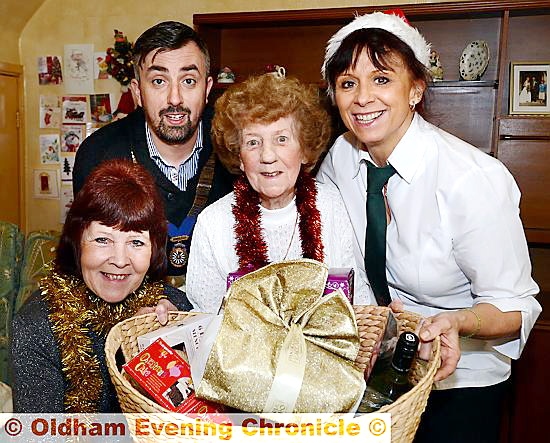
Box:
[282,212,299,261]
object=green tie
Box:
[365,161,396,306]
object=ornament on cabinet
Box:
[459,40,490,81]
[428,49,444,81]
[264,64,286,78]
[217,66,236,83]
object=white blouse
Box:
[317,113,541,390]
[186,181,369,313]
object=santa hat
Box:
[322,9,431,85]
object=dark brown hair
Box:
[212,74,332,174]
[56,159,167,281]
[133,21,210,79]
[324,28,431,113]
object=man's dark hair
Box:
[132,21,210,79]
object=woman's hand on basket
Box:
[388,299,405,313]
[418,312,462,382]
[135,299,178,326]
[389,299,461,381]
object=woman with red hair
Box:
[11,159,192,413]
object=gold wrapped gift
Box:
[196,259,365,413]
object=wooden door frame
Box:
[0,61,25,232]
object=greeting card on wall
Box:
[38,55,63,85]
[39,134,60,164]
[33,169,60,199]
[94,52,111,79]
[39,95,61,129]
[60,185,74,223]
[61,124,84,152]
[90,93,113,123]
[64,44,94,94]
[60,153,76,182]
[62,96,88,124]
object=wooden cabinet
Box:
[195,1,550,237]
[506,317,550,442]
[195,2,550,441]
[497,117,550,243]
[195,1,550,152]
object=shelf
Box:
[430,80,497,88]
[212,82,234,89]
[215,79,498,90]
[213,80,328,90]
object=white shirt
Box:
[317,113,541,389]
[145,121,203,191]
[186,181,369,313]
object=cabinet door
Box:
[508,324,550,442]
[429,84,496,153]
[497,138,550,242]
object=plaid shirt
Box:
[145,121,203,191]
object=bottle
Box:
[357,331,420,413]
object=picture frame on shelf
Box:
[510,62,549,115]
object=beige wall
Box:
[0,30,20,64]
[20,0,464,232]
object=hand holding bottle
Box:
[389,299,461,382]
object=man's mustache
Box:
[159,106,191,117]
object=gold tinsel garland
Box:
[41,271,165,412]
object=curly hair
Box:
[56,159,167,281]
[212,75,332,174]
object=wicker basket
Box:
[106,306,440,443]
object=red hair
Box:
[56,159,167,281]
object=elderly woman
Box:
[186,74,367,313]
[317,9,541,442]
[11,159,192,413]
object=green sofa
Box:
[0,221,60,384]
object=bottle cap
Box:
[391,332,419,373]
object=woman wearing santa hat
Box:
[317,9,541,442]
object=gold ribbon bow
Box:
[196,259,365,413]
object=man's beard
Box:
[153,106,196,144]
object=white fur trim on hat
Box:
[321,11,431,81]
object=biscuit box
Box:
[227,267,354,302]
[137,313,214,354]
[123,338,224,414]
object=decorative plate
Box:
[459,40,490,81]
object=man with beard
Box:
[73,22,234,286]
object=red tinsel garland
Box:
[232,171,324,270]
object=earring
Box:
[409,101,416,111]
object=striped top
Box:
[145,121,203,191]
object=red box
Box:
[123,338,223,414]
[227,267,354,302]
